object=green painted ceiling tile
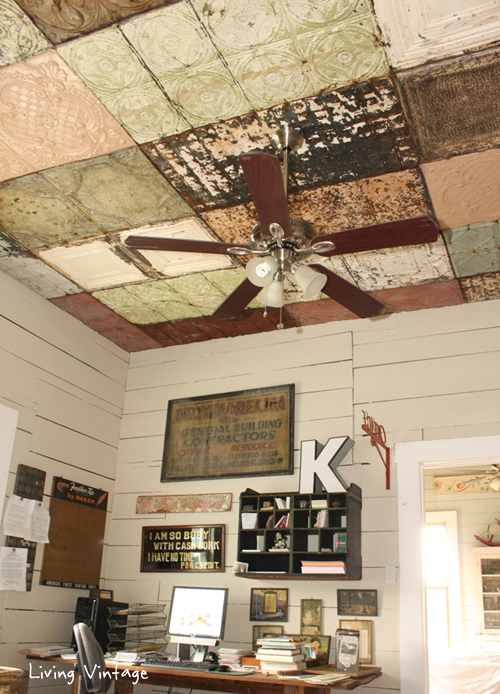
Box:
[113,304,169,324]
[155,301,204,321]
[450,250,500,278]
[158,61,252,128]
[443,221,500,256]
[166,273,225,313]
[42,148,193,233]
[202,267,247,294]
[193,0,287,57]
[92,286,144,310]
[0,174,101,249]
[225,39,315,111]
[122,3,217,76]
[279,0,372,35]
[294,18,388,93]
[124,279,177,303]
[0,0,51,67]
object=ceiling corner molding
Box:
[373,0,500,68]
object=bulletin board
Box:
[40,477,108,589]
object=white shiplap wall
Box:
[106,297,500,694]
[0,270,129,692]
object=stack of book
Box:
[301,559,346,574]
[256,636,307,674]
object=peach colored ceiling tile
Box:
[422,149,500,230]
[0,50,134,183]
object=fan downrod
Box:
[270,126,304,154]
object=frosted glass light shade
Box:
[266,279,284,307]
[293,264,327,299]
[489,476,500,492]
[245,256,278,287]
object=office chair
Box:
[73,623,111,693]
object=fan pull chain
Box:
[277,307,284,330]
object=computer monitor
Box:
[167,586,228,662]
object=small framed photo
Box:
[337,589,378,616]
[339,619,373,663]
[252,625,283,650]
[301,598,322,635]
[250,588,288,621]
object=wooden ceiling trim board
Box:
[372,0,500,68]
[15,0,182,44]
[141,77,418,212]
[396,46,500,162]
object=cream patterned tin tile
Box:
[0,0,51,68]
[0,50,134,182]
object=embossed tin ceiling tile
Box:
[15,0,181,44]
[422,149,500,230]
[143,78,417,211]
[0,50,134,183]
[119,279,204,321]
[0,255,81,298]
[459,272,500,302]
[0,174,102,249]
[0,0,51,68]
[165,274,226,314]
[42,147,193,233]
[40,240,146,290]
[443,221,500,277]
[58,27,191,143]
[122,217,234,276]
[0,232,25,257]
[203,267,262,309]
[201,204,257,244]
[396,47,500,162]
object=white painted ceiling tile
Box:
[0,255,81,298]
[121,217,234,276]
[40,240,146,291]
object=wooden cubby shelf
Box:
[236,484,362,580]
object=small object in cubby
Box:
[262,501,273,509]
[334,532,347,552]
[242,513,258,529]
[269,532,289,552]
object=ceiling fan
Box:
[125,126,439,325]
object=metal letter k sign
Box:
[299,437,354,493]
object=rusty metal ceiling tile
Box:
[459,272,500,302]
[15,0,181,44]
[141,78,417,211]
[201,170,431,244]
[396,47,500,162]
[443,220,500,277]
[0,0,51,68]
[50,293,162,351]
[0,231,25,257]
[0,50,134,183]
[422,149,500,230]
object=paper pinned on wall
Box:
[0,546,28,591]
[2,495,50,543]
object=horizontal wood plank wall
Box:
[0,270,129,690]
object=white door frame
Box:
[396,435,500,694]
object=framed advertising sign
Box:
[141,524,225,572]
[161,384,294,482]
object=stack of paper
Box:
[218,648,254,669]
[301,559,346,574]
[28,645,74,656]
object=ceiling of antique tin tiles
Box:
[1,0,500,352]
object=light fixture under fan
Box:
[125,126,440,323]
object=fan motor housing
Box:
[250,217,317,252]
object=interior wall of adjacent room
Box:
[0,269,129,689]
[106,297,500,694]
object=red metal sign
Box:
[361,411,391,489]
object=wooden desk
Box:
[26,654,381,694]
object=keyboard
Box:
[143,657,217,671]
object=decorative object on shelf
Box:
[136,492,232,514]
[337,590,378,617]
[236,487,362,580]
[250,588,288,621]
[339,620,373,664]
[252,625,284,651]
[126,127,439,328]
[434,465,500,495]
[301,599,322,635]
[361,411,391,490]
[141,524,225,573]
[287,634,331,664]
[299,437,353,493]
[90,589,114,600]
[474,520,500,546]
[161,384,294,482]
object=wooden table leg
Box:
[114,678,134,693]
[72,671,79,694]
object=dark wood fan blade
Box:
[310,264,385,318]
[239,150,292,237]
[313,215,440,257]
[125,235,252,255]
[212,279,261,319]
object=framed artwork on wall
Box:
[252,624,283,650]
[161,384,294,482]
[339,619,373,663]
[337,589,378,616]
[250,588,288,621]
[301,598,322,635]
